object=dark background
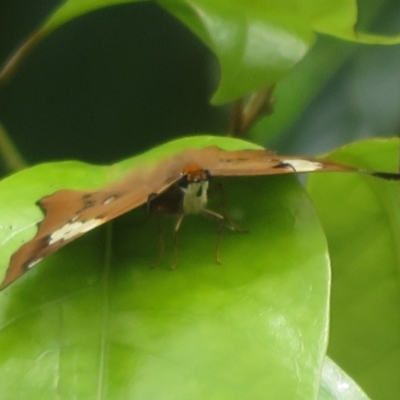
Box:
[0,0,399,168]
[0,2,226,165]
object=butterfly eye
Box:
[178,174,189,189]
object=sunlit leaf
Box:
[318,357,370,400]
[0,135,330,398]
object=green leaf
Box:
[160,0,314,103]
[307,138,400,400]
[3,1,400,101]
[44,0,145,33]
[0,135,329,398]
[318,357,370,400]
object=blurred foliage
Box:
[0,2,226,168]
[0,1,399,170]
[252,0,400,149]
[307,139,400,400]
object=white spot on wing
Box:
[49,219,103,245]
[282,159,322,173]
[103,196,116,205]
[26,258,42,270]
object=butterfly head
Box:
[178,165,211,214]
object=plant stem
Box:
[0,123,27,171]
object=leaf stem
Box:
[229,86,276,137]
[0,122,28,171]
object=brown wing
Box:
[188,147,359,176]
[184,147,400,179]
[3,145,399,289]
[0,156,187,289]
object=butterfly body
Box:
[178,167,211,215]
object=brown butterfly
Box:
[1,145,399,289]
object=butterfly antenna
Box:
[274,161,297,172]
[369,171,400,180]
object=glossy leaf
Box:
[0,135,329,398]
[307,138,400,400]
[318,357,370,400]
[2,1,400,102]
[160,0,314,102]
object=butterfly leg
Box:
[151,214,165,268]
[208,182,248,232]
[172,213,185,269]
[204,181,248,264]
[202,208,247,265]
[147,192,164,266]
[201,209,224,264]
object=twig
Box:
[229,85,276,137]
[0,29,45,83]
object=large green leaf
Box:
[307,138,400,400]
[0,135,329,398]
[2,1,400,102]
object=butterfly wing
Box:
[2,144,399,289]
[0,162,183,289]
[188,147,400,179]
[193,148,358,176]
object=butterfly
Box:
[1,141,399,289]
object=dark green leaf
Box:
[307,138,400,400]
